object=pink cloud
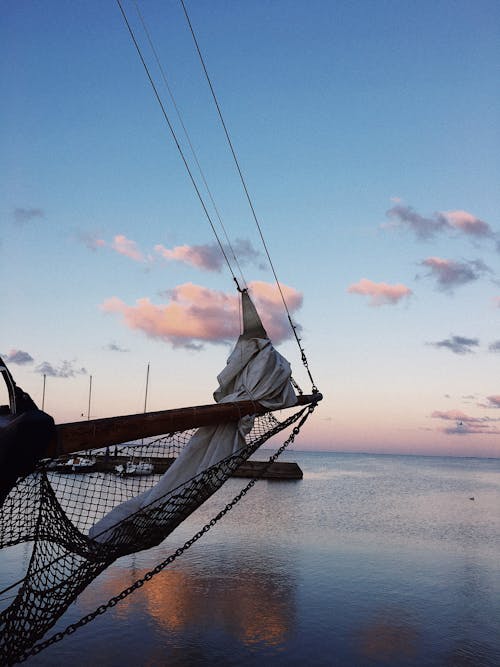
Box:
[420,256,490,290]
[431,409,500,435]
[3,349,34,365]
[486,395,500,408]
[154,239,262,272]
[111,235,144,262]
[347,278,412,306]
[385,204,496,243]
[101,281,303,348]
[155,243,223,272]
[77,231,106,251]
[494,297,500,308]
[440,210,494,238]
[432,410,478,422]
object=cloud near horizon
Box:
[103,342,129,353]
[35,361,87,378]
[427,335,479,355]
[489,340,500,353]
[2,349,34,365]
[419,257,491,291]
[101,281,302,349]
[347,278,412,306]
[431,409,500,435]
[485,395,500,409]
[386,204,497,244]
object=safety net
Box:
[0,292,318,664]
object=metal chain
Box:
[17,404,316,664]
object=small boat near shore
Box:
[115,460,154,477]
[54,456,96,474]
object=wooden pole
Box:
[87,375,92,421]
[42,374,46,411]
[47,393,322,458]
[143,363,150,414]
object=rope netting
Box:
[0,405,312,664]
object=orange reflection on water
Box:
[357,610,419,661]
[80,558,295,648]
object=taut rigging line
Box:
[132,0,248,292]
[115,0,241,292]
[179,0,318,392]
[117,0,318,391]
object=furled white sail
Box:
[89,292,297,543]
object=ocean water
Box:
[1,451,499,666]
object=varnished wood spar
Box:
[47,393,322,458]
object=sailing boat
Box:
[0,2,321,663]
[115,458,154,476]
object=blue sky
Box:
[1,0,499,457]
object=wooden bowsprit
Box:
[50,393,322,457]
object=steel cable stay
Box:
[116,0,242,292]
[179,0,319,393]
[119,0,318,391]
[132,0,249,292]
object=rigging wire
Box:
[133,0,248,291]
[179,0,318,391]
[115,0,242,292]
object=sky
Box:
[1,0,499,458]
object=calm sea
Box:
[2,451,499,666]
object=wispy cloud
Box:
[104,342,129,353]
[35,361,87,378]
[2,349,34,365]
[440,210,495,239]
[427,335,479,355]
[386,205,447,239]
[77,231,106,251]
[155,238,263,272]
[431,409,500,435]
[111,235,144,262]
[13,207,44,225]
[485,395,500,409]
[155,243,224,272]
[419,257,491,291]
[347,278,412,306]
[489,340,500,353]
[101,281,302,349]
[385,204,497,245]
[80,233,262,272]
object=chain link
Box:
[17,404,316,664]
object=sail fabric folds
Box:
[89,293,297,543]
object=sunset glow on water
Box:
[3,451,498,666]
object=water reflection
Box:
[2,452,498,666]
[80,549,296,649]
[355,609,419,662]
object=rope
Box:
[17,404,316,663]
[115,0,242,292]
[132,0,248,291]
[179,0,318,392]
